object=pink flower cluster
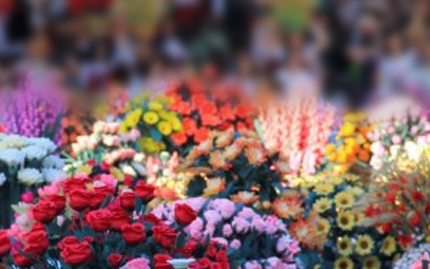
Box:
[151,198,302,268]
[258,94,335,175]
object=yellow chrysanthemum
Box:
[77,165,93,175]
[337,211,355,231]
[346,186,364,197]
[363,256,381,269]
[315,183,334,196]
[329,176,344,186]
[381,236,396,256]
[140,137,164,153]
[340,122,356,137]
[335,191,355,209]
[344,174,359,183]
[356,235,374,255]
[334,257,354,269]
[168,116,182,132]
[326,144,336,154]
[315,218,330,235]
[158,121,173,135]
[337,236,353,256]
[148,101,163,111]
[313,198,332,213]
[125,108,143,127]
[143,111,159,125]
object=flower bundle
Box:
[325,112,372,175]
[289,173,399,269]
[0,74,66,144]
[165,79,255,155]
[152,198,303,268]
[120,94,183,154]
[0,134,64,225]
[1,167,228,268]
[67,121,146,178]
[394,244,430,269]
[182,129,289,214]
[257,95,335,176]
[367,97,430,170]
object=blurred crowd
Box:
[0,0,430,109]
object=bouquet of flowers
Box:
[165,79,255,155]
[394,244,430,269]
[120,94,183,154]
[152,198,303,268]
[182,129,290,215]
[1,166,230,268]
[367,97,430,170]
[289,173,399,269]
[257,95,335,176]
[0,74,65,145]
[66,121,146,179]
[0,134,65,225]
[325,112,372,175]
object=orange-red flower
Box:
[176,101,192,116]
[183,118,197,136]
[171,132,187,146]
[220,105,236,121]
[194,128,210,143]
[199,101,217,115]
[201,114,221,127]
[235,103,253,119]
[191,94,208,110]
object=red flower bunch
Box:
[166,79,255,153]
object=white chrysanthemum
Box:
[42,155,65,169]
[17,168,44,185]
[394,244,430,269]
[0,148,25,166]
[120,164,137,177]
[21,145,48,160]
[42,168,66,182]
[0,173,6,186]
[28,137,57,153]
[0,135,29,150]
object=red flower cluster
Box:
[189,242,230,269]
[166,79,254,149]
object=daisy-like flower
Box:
[381,236,397,256]
[231,191,259,205]
[209,151,230,170]
[272,196,304,219]
[315,218,330,236]
[344,173,359,183]
[334,257,354,269]
[313,198,332,213]
[203,177,226,198]
[334,191,355,209]
[363,256,381,269]
[337,236,353,256]
[314,183,334,196]
[329,176,344,186]
[0,148,25,167]
[337,211,355,231]
[244,146,266,165]
[356,235,374,255]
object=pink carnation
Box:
[222,224,233,237]
[232,217,250,234]
[244,261,263,269]
[121,258,150,269]
[230,239,241,249]
[238,208,256,219]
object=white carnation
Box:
[0,148,25,167]
[120,164,137,177]
[0,135,29,150]
[28,137,57,153]
[0,173,6,186]
[42,168,66,182]
[18,168,44,185]
[21,145,48,160]
[42,155,65,169]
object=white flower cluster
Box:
[0,134,65,186]
[394,244,430,269]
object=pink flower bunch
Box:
[0,73,66,144]
[258,94,335,176]
[151,198,302,268]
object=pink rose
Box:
[267,257,287,269]
[222,224,233,237]
[230,239,241,249]
[391,135,402,144]
[204,210,222,224]
[232,217,250,234]
[121,258,150,269]
[238,208,255,219]
[204,222,216,237]
[21,192,34,203]
[38,182,61,197]
[410,126,419,135]
[212,237,228,247]
[252,217,266,233]
[212,199,235,219]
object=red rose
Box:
[198,258,211,268]
[62,177,87,194]
[121,223,146,245]
[45,194,66,213]
[60,240,93,265]
[23,230,49,255]
[153,225,177,249]
[89,190,107,209]
[107,253,123,267]
[124,175,134,187]
[154,253,173,269]
[13,251,32,267]
[109,207,130,231]
[86,208,112,232]
[205,244,218,259]
[194,128,210,143]
[135,182,155,201]
[183,118,197,136]
[143,213,162,226]
[175,203,197,226]
[58,236,93,250]
[31,200,58,223]
[171,132,188,146]
[69,189,91,211]
[0,230,10,256]
[181,240,198,257]
[215,250,228,263]
[119,191,135,210]
[209,263,223,269]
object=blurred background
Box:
[0,0,430,110]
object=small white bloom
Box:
[120,164,137,177]
[0,173,6,186]
[18,168,44,185]
[21,145,48,160]
[131,162,146,176]
[0,148,25,167]
[42,155,65,169]
[133,153,145,163]
[42,168,66,182]
[0,135,29,150]
[28,137,57,153]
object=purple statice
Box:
[0,73,65,144]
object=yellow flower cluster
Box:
[326,112,372,175]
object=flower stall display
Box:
[257,94,335,176]
[394,244,430,269]
[0,74,66,145]
[0,134,64,225]
[367,97,430,170]
[2,169,231,268]
[325,112,372,176]
[289,173,399,269]
[181,129,290,215]
[120,94,183,154]
[151,198,303,268]
[66,121,146,179]
[165,79,255,155]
